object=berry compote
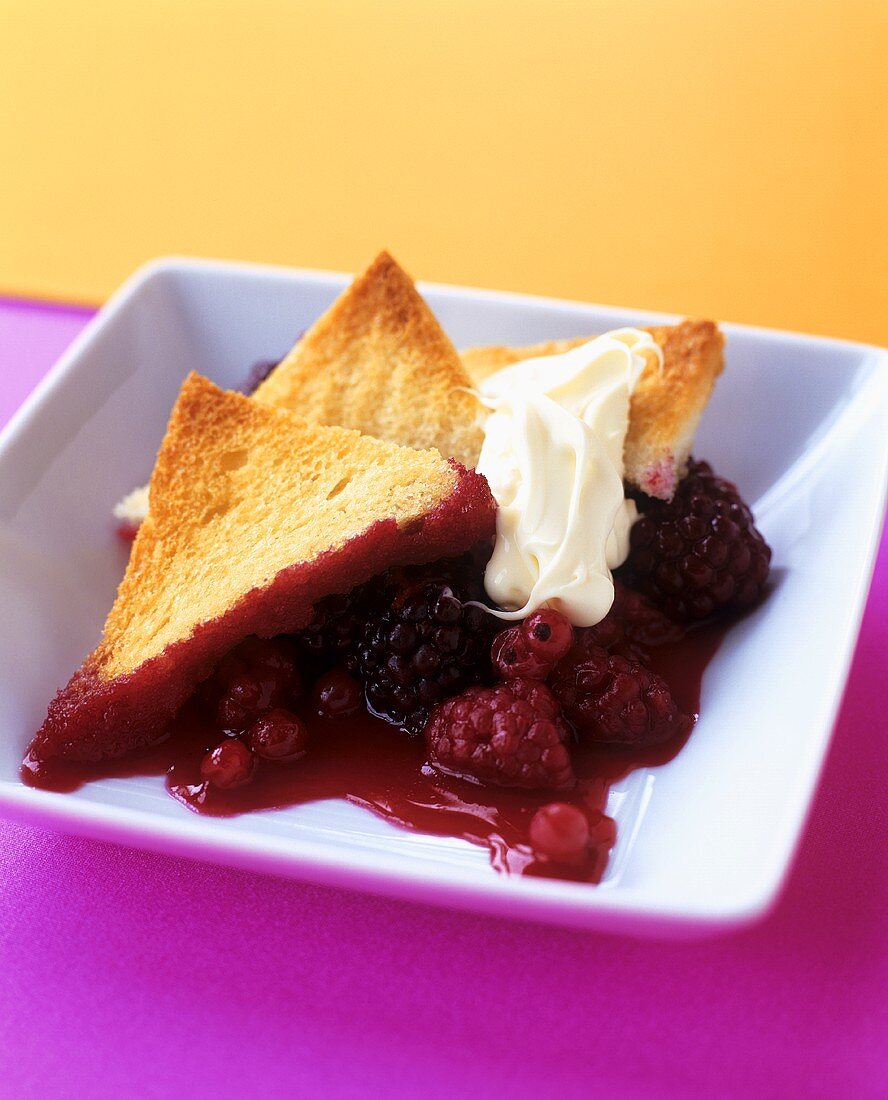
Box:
[22,579,732,885]
[27,460,768,886]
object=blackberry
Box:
[400,546,492,597]
[240,358,281,395]
[355,564,496,735]
[621,458,771,621]
[238,332,304,395]
[295,580,389,670]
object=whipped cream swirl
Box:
[476,328,661,627]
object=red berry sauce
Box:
[22,617,728,885]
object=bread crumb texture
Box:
[255,251,486,469]
[101,373,459,679]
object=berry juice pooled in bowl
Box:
[23,253,771,885]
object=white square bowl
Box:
[0,258,885,938]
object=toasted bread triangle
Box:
[27,374,495,764]
[254,252,486,469]
[460,319,724,500]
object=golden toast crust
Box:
[255,251,486,469]
[28,373,496,763]
[100,373,463,679]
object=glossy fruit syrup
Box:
[22,618,728,885]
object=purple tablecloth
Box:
[1,297,885,1099]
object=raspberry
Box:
[529,803,590,862]
[550,645,691,746]
[425,679,574,790]
[312,668,363,718]
[577,580,686,658]
[200,739,255,789]
[355,565,496,735]
[622,458,771,621]
[249,709,309,761]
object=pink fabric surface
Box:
[0,297,885,1100]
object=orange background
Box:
[1,0,886,344]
